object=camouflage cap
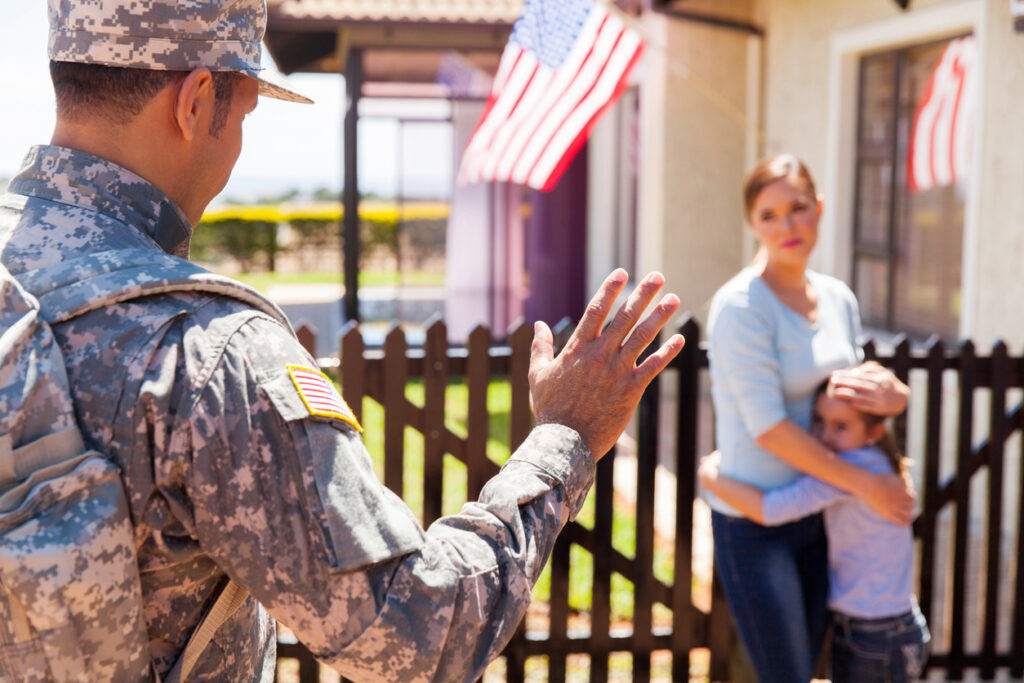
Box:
[47,0,312,104]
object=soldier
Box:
[0,0,684,680]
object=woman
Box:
[706,154,915,681]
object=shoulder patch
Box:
[287,365,362,432]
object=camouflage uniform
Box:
[0,152,593,680]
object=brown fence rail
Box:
[275,316,1024,682]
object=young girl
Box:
[699,380,930,682]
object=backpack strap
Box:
[16,248,294,333]
[161,580,250,683]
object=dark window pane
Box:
[852,35,969,343]
[859,53,897,150]
[854,257,890,330]
[893,185,964,341]
[855,161,892,248]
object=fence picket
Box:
[631,334,660,683]
[340,321,365,420]
[548,534,571,681]
[949,340,976,680]
[296,321,317,358]
[423,318,447,526]
[508,321,533,450]
[672,317,700,682]
[466,325,490,502]
[1013,390,1024,679]
[383,324,408,496]
[893,335,912,455]
[981,341,1007,679]
[917,337,944,638]
[504,320,532,683]
[589,449,615,682]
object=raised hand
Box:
[528,269,685,460]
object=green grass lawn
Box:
[350,376,676,625]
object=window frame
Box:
[822,1,986,342]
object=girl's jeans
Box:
[711,510,829,683]
[831,606,930,682]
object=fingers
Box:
[621,292,681,361]
[831,387,881,412]
[603,272,667,346]
[574,269,629,341]
[635,333,685,385]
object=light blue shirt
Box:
[706,267,862,515]
[761,447,918,619]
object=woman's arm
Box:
[755,419,914,525]
[698,453,766,524]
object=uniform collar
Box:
[8,145,193,258]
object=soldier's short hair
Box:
[50,62,241,136]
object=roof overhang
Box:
[265,1,520,96]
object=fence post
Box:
[340,321,365,422]
[296,321,317,359]
[672,316,700,682]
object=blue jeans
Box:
[712,511,829,683]
[831,607,930,682]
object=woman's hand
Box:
[830,361,909,417]
[697,451,722,485]
[861,470,917,526]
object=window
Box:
[851,36,971,342]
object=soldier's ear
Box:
[173,68,215,142]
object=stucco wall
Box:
[637,9,756,325]
[968,0,1024,348]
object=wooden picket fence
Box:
[275,316,1024,682]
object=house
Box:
[638,0,1024,350]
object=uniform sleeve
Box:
[187,315,593,682]
[761,475,850,525]
[708,295,788,437]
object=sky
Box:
[1,1,454,203]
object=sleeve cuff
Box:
[506,424,595,520]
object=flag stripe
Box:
[535,36,644,191]
[456,0,644,191]
[462,48,537,182]
[496,8,609,181]
[908,36,976,193]
[512,10,620,184]
[528,21,641,187]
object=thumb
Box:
[529,320,554,378]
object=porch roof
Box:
[264,0,519,86]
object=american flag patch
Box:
[287,365,362,432]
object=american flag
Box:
[287,365,362,431]
[907,36,977,193]
[457,0,644,192]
